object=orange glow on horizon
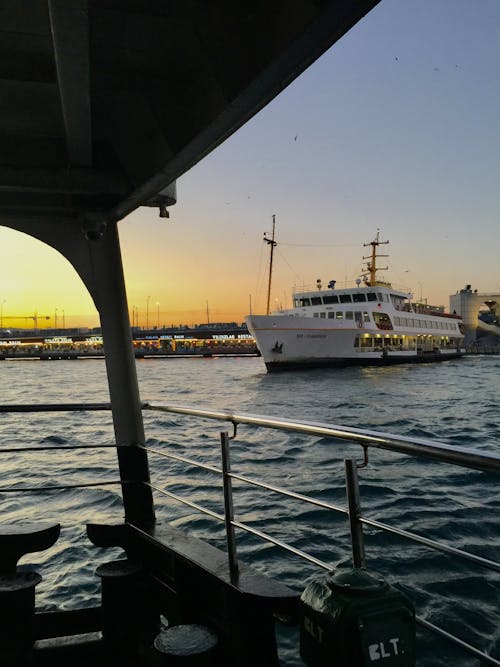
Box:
[0,213,497,331]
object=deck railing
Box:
[144,402,500,667]
[0,401,499,665]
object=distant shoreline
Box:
[0,349,259,361]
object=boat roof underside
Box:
[0,0,380,231]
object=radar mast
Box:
[363,230,390,287]
[264,215,277,315]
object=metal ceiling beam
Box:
[48,0,92,167]
[0,165,126,196]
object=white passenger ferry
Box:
[246,233,465,371]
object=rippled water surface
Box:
[0,355,499,665]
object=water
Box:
[0,355,499,665]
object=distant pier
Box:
[0,324,258,360]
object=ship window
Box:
[367,292,377,301]
[373,312,393,330]
[354,337,359,348]
[320,312,326,318]
[300,298,311,307]
[361,337,372,348]
[339,294,352,303]
[311,297,322,305]
[377,293,384,301]
[345,312,354,320]
[323,295,339,304]
[328,312,335,318]
[352,293,366,302]
[363,312,370,322]
[394,316,401,325]
[313,312,319,318]
[336,312,344,319]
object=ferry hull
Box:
[246,315,464,372]
[265,350,463,371]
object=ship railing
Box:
[142,402,500,667]
[0,401,499,666]
[293,281,412,294]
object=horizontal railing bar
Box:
[145,481,335,570]
[146,482,224,522]
[0,480,121,492]
[0,445,116,453]
[143,403,500,473]
[144,446,349,516]
[142,446,221,474]
[3,401,498,472]
[0,403,112,412]
[365,515,500,572]
[416,616,500,666]
[229,471,349,516]
[231,519,333,571]
[360,515,500,573]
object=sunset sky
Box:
[1,0,499,330]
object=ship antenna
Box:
[362,229,389,287]
[264,214,277,315]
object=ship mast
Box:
[264,214,277,315]
[363,230,389,287]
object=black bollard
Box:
[0,571,41,666]
[153,624,218,666]
[96,558,160,653]
[0,523,60,667]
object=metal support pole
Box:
[91,223,155,528]
[220,431,239,580]
[344,458,366,569]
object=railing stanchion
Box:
[220,431,239,580]
[345,458,366,569]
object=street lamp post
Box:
[146,296,150,330]
[0,300,5,329]
[131,306,139,328]
[54,308,58,329]
[156,302,160,328]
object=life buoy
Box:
[357,321,363,328]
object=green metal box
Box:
[300,568,415,666]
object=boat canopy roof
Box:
[0,1,380,232]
